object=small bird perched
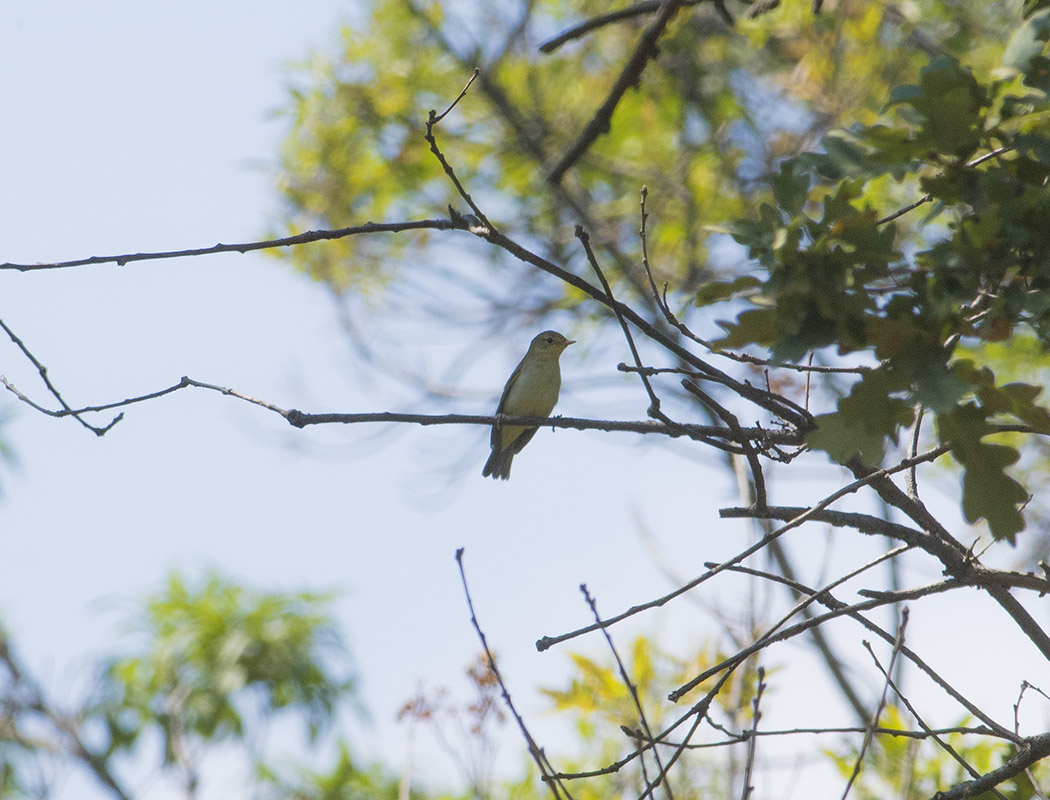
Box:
[482,330,575,480]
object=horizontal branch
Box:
[0,373,805,446]
[0,219,458,272]
[616,723,1006,751]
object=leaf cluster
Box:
[721,16,1050,540]
[99,572,353,759]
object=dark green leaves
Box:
[887,56,988,156]
[937,405,1029,542]
[694,275,762,307]
[807,370,915,464]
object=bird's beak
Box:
[566,339,577,345]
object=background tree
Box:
[0,573,389,800]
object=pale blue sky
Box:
[2,3,1046,800]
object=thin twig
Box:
[865,638,1010,800]
[907,405,924,501]
[740,667,765,800]
[0,219,458,272]
[876,147,1013,226]
[0,318,119,435]
[1014,682,1050,800]
[454,549,571,800]
[537,445,948,654]
[425,69,493,231]
[575,225,676,428]
[635,189,870,375]
[431,67,480,124]
[581,585,675,800]
[841,610,909,800]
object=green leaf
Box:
[887,55,988,154]
[694,275,762,307]
[1004,8,1050,91]
[937,405,1029,542]
[772,158,812,216]
[1025,0,1050,20]
[713,307,779,349]
[807,371,915,464]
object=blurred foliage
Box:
[275,0,1017,312]
[398,654,505,800]
[257,742,415,800]
[537,636,757,800]
[0,572,380,800]
[100,571,353,755]
[826,706,1044,799]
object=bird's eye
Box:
[545,337,553,343]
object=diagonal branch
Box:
[537,445,948,653]
[581,585,676,800]
[547,0,686,183]
[0,319,119,435]
[539,1,708,53]
[707,562,1016,739]
[455,549,572,800]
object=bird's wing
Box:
[491,355,527,449]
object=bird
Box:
[482,330,575,480]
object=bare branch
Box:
[931,733,1050,800]
[576,225,677,427]
[425,70,494,231]
[864,638,1010,800]
[0,369,801,447]
[740,667,765,800]
[0,318,119,435]
[538,445,947,654]
[454,549,571,800]
[704,562,1017,739]
[581,585,675,800]
[840,610,909,800]
[0,219,458,272]
[683,378,767,507]
[670,545,912,703]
